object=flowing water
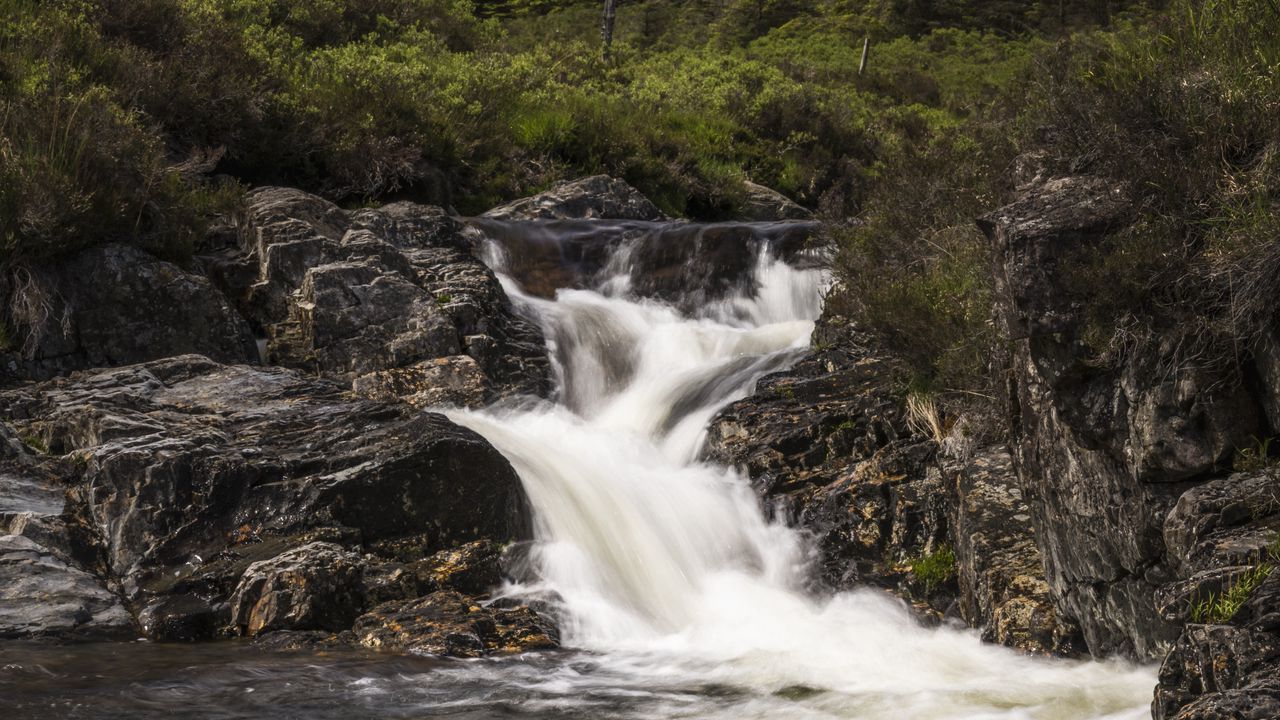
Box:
[4,220,1156,719]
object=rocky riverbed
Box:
[1,174,1275,719]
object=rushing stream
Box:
[4,220,1156,719]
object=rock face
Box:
[982,175,1263,659]
[705,316,1077,651]
[210,187,548,405]
[980,172,1280,711]
[354,590,559,658]
[0,244,257,383]
[739,181,813,221]
[230,542,365,636]
[482,175,666,222]
[0,424,133,639]
[943,447,1082,655]
[0,354,553,648]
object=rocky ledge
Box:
[704,314,1082,655]
[0,355,557,656]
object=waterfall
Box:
[449,220,1155,719]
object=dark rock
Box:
[416,540,504,596]
[482,175,666,222]
[944,446,1082,655]
[229,542,365,636]
[740,181,812,221]
[704,318,944,599]
[137,594,216,642]
[227,187,548,403]
[0,425,133,640]
[351,356,488,409]
[982,174,1264,659]
[353,590,558,658]
[0,355,531,612]
[0,534,133,639]
[1,244,256,383]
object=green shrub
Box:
[910,544,957,593]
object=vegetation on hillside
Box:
[6,0,1271,422]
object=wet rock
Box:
[0,355,531,611]
[230,542,365,637]
[980,174,1265,659]
[704,319,943,597]
[0,425,133,640]
[416,540,504,596]
[352,356,488,409]
[0,244,256,383]
[482,175,666,222]
[137,594,217,642]
[227,187,548,403]
[739,181,812,221]
[944,447,1082,655]
[0,534,133,639]
[353,590,558,658]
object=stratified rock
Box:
[214,187,548,404]
[0,355,531,610]
[740,181,812,221]
[1151,469,1280,719]
[482,175,666,222]
[353,590,558,658]
[0,534,133,639]
[137,594,217,642]
[0,244,256,383]
[351,356,488,409]
[230,542,365,636]
[705,319,944,600]
[944,446,1081,655]
[982,174,1263,659]
[0,423,133,640]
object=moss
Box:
[16,429,48,455]
[910,545,957,594]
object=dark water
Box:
[1,641,806,720]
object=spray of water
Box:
[450,224,1155,719]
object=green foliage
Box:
[16,429,48,455]
[1035,0,1280,362]
[910,544,957,593]
[1190,562,1274,624]
[1235,436,1277,473]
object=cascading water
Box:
[4,220,1156,720]
[444,220,1157,719]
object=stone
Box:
[224,187,549,403]
[0,244,256,383]
[352,356,488,409]
[137,593,217,642]
[482,175,666,222]
[230,542,365,636]
[353,590,558,658]
[944,446,1082,655]
[0,533,133,639]
[0,355,532,609]
[739,181,812,221]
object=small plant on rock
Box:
[1234,436,1277,473]
[910,544,957,594]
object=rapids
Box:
[445,221,1157,719]
[4,219,1156,719]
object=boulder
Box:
[482,175,666,222]
[214,187,548,404]
[229,542,365,636]
[0,355,532,610]
[353,590,558,658]
[739,181,812,221]
[0,244,256,383]
[0,534,133,639]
